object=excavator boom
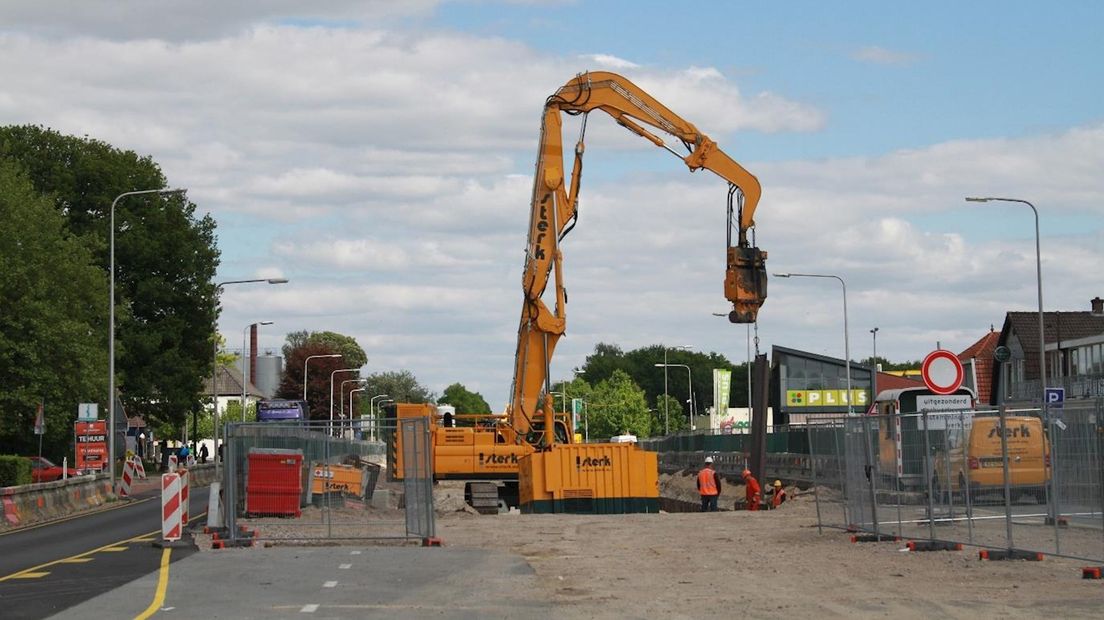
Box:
[510,71,768,439]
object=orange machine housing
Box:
[519,443,659,514]
[388,402,538,482]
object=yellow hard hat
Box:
[774,480,782,487]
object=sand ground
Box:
[432,477,1103,619]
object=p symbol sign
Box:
[1044,387,1065,407]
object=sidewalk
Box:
[50,544,558,619]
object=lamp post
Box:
[774,272,852,414]
[870,327,879,405]
[965,197,1046,409]
[377,399,394,441]
[340,378,366,427]
[241,321,273,422]
[349,387,367,437]
[303,353,342,405]
[210,277,288,479]
[659,345,691,434]
[109,188,185,490]
[330,368,360,432]
[371,394,390,441]
[655,363,694,430]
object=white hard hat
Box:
[704,456,714,463]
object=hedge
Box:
[0,455,32,487]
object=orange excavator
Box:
[390,71,767,513]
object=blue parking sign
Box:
[1044,387,1065,408]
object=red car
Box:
[27,456,80,483]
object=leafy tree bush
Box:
[438,383,491,414]
[0,456,32,486]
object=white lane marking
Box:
[339,563,352,569]
[301,604,319,613]
[323,581,338,588]
[350,550,362,555]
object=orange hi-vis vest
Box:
[698,468,718,496]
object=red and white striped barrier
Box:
[179,468,190,526]
[130,456,147,480]
[162,473,182,541]
[168,454,178,472]
[117,459,135,497]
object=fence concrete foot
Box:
[907,540,962,551]
[979,549,1043,561]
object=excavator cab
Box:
[725,245,768,323]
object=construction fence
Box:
[809,399,1104,563]
[219,419,434,544]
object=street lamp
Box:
[349,387,367,437]
[340,378,366,424]
[370,393,389,441]
[965,197,1046,408]
[109,188,185,491]
[303,353,342,404]
[330,368,361,431]
[659,345,691,434]
[210,277,288,478]
[870,327,879,404]
[774,272,852,414]
[655,363,694,430]
[241,321,273,422]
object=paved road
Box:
[51,544,555,619]
[0,484,209,619]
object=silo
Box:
[254,355,284,399]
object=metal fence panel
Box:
[221,420,433,543]
[805,400,1104,563]
[401,418,435,539]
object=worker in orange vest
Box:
[697,456,721,512]
[742,469,761,511]
[770,480,787,508]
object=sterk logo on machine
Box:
[478,452,519,466]
[576,455,612,469]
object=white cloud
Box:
[583,53,640,70]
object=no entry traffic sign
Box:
[921,349,964,395]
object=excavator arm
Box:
[508,71,768,441]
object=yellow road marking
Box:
[0,509,207,582]
[58,558,94,564]
[101,546,129,552]
[0,529,156,581]
[134,548,172,620]
[10,572,50,579]
[133,537,157,542]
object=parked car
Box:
[27,456,80,483]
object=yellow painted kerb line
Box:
[134,547,172,620]
[0,528,158,582]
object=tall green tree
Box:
[356,370,436,417]
[275,341,348,421]
[577,342,747,421]
[282,330,368,368]
[0,161,107,458]
[437,383,491,414]
[586,370,652,439]
[0,125,220,431]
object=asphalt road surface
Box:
[0,484,209,619]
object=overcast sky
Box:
[2,1,1101,406]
